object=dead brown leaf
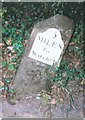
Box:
[0,81,4,86]
[51,98,57,105]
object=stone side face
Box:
[12,15,74,98]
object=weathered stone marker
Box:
[13,15,74,98]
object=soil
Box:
[0,91,83,118]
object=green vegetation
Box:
[1,2,84,112]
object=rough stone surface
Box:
[12,15,74,99]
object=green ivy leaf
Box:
[8,64,15,71]
[12,58,17,62]
[2,61,7,67]
[9,89,14,93]
[4,78,10,84]
[2,27,6,33]
[1,86,8,91]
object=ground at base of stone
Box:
[0,93,83,118]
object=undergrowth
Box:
[1,3,84,112]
